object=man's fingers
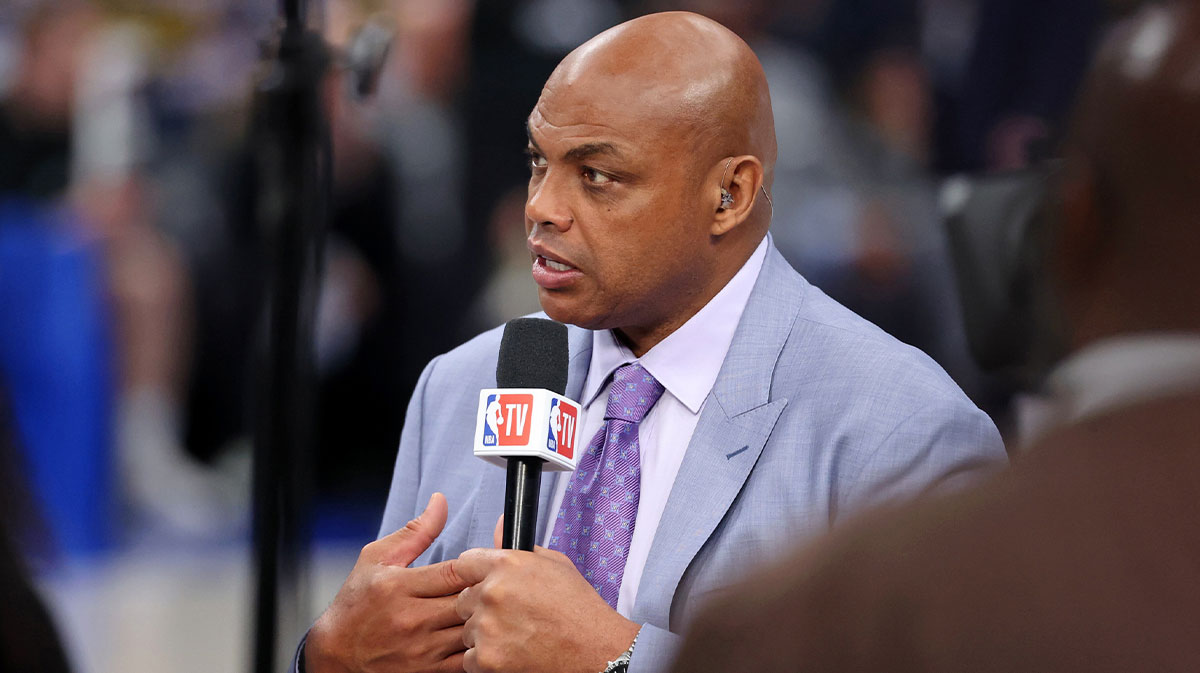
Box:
[430,624,467,659]
[463,645,480,673]
[438,650,467,673]
[372,492,449,567]
[493,515,504,549]
[406,559,473,598]
[452,547,514,586]
[534,545,575,568]
[391,591,467,631]
[455,584,477,621]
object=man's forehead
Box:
[528,106,625,144]
[526,83,689,153]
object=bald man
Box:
[671,4,1200,673]
[301,12,1003,673]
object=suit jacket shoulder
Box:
[651,246,1004,631]
[777,264,1002,509]
[724,245,1004,514]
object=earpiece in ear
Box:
[718,157,736,211]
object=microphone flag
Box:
[474,388,580,471]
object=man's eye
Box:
[529,154,548,170]
[582,167,613,185]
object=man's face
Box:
[523,83,715,337]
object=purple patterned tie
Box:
[549,362,665,608]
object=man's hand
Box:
[306,493,471,673]
[452,546,641,673]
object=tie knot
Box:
[604,363,665,423]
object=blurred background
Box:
[0,0,1143,671]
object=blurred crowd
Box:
[0,0,1140,597]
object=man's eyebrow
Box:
[525,122,544,154]
[563,142,622,162]
[524,123,623,162]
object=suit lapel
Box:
[631,245,805,628]
[467,323,593,550]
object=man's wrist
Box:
[303,619,348,673]
[600,627,640,673]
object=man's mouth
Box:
[540,256,575,272]
[531,253,581,289]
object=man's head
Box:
[1051,1,1200,350]
[523,11,777,355]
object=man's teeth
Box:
[544,258,573,272]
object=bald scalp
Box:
[543,11,777,184]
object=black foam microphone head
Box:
[496,318,569,394]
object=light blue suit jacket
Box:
[378,244,1005,672]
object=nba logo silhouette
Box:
[547,399,578,459]
[481,394,501,446]
[481,393,533,447]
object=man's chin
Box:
[538,293,607,331]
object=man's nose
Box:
[526,173,573,231]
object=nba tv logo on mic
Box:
[482,393,534,447]
[474,389,580,471]
[546,398,577,458]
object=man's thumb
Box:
[374,492,448,567]
[493,514,504,549]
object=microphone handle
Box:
[503,457,543,551]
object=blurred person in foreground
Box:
[302,11,1004,673]
[671,3,1200,672]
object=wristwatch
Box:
[601,632,639,673]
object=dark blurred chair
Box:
[941,166,1059,380]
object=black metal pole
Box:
[250,2,329,671]
[283,0,303,25]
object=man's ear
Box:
[711,155,765,237]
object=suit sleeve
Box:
[840,398,1005,513]
[377,354,442,539]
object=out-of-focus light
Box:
[1122,7,1175,82]
[939,175,972,215]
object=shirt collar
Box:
[581,235,771,413]
[1019,332,1200,446]
[1046,332,1200,423]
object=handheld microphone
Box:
[473,318,580,550]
